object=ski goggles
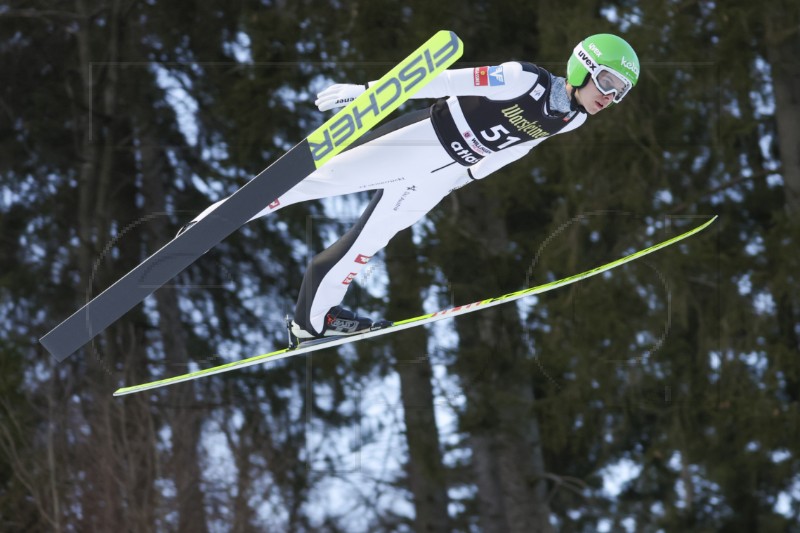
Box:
[572,44,633,103]
[591,66,632,103]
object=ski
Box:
[40,30,464,362]
[113,216,717,397]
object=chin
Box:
[578,99,601,115]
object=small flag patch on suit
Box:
[530,84,545,101]
[473,66,489,86]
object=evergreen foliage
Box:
[1,1,797,531]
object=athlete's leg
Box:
[187,110,433,226]
[293,160,468,335]
[247,109,436,221]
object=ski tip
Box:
[437,29,463,43]
[695,214,718,231]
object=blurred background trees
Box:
[1,1,797,531]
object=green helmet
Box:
[567,33,640,102]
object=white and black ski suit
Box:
[192,61,588,335]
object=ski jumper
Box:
[191,62,588,335]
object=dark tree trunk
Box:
[385,229,450,532]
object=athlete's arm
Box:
[468,113,588,180]
[318,62,538,112]
[467,139,539,179]
[369,61,539,101]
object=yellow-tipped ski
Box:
[115,216,717,397]
[307,30,463,167]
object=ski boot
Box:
[287,306,392,347]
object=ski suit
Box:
[193,62,588,335]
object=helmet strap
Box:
[569,84,587,114]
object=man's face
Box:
[575,80,615,115]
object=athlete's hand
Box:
[315,83,366,112]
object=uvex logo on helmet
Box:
[577,49,598,72]
[620,55,639,77]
